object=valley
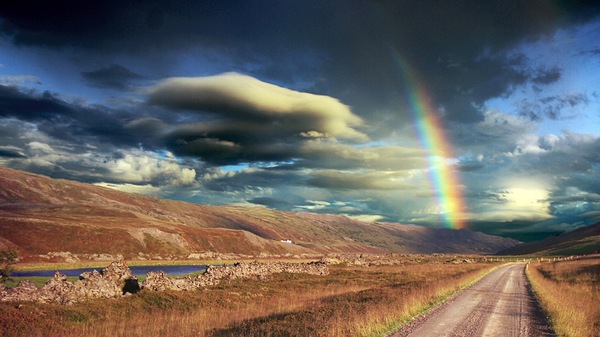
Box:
[0,166,519,261]
[1,167,598,336]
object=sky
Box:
[1,1,600,241]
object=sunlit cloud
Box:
[104,150,197,186]
[147,72,368,142]
[93,182,161,196]
[1,2,600,241]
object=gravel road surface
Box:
[389,263,555,337]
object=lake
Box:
[12,265,208,277]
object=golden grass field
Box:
[1,259,498,337]
[526,255,600,337]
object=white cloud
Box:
[306,200,331,206]
[93,182,161,196]
[106,150,196,186]
[299,141,428,170]
[344,214,385,222]
[507,134,547,156]
[472,183,553,223]
[478,110,535,138]
[27,142,56,154]
[147,72,368,142]
[295,199,331,210]
[308,169,413,190]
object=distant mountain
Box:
[0,166,519,261]
[498,222,600,256]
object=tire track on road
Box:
[389,263,555,337]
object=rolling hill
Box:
[0,166,520,261]
[498,222,600,256]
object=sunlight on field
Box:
[526,256,600,337]
[0,258,499,337]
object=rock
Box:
[38,251,80,263]
[39,272,78,305]
[0,260,139,305]
[141,260,329,292]
[0,280,39,302]
[0,260,329,304]
[141,271,173,291]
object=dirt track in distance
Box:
[389,263,555,337]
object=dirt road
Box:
[389,263,555,337]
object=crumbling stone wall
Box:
[141,261,328,291]
[0,261,137,305]
[0,260,328,304]
[320,253,483,267]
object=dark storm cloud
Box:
[81,64,143,89]
[0,84,139,148]
[458,162,485,172]
[2,1,599,128]
[548,188,600,222]
[451,110,536,155]
[3,1,597,52]
[307,0,600,126]
[0,146,26,158]
[523,133,599,175]
[248,197,293,209]
[467,220,562,242]
[0,85,73,119]
[532,66,562,85]
[517,93,590,121]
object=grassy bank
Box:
[1,261,499,337]
[13,259,239,272]
[526,255,600,337]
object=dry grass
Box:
[526,255,600,337]
[14,259,236,272]
[1,261,498,337]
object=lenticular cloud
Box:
[147,72,368,142]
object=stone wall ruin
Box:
[0,260,328,305]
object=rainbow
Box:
[391,51,467,229]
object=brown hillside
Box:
[498,222,600,256]
[0,166,519,261]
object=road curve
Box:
[389,263,555,337]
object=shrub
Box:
[0,249,19,283]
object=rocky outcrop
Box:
[0,260,328,304]
[37,251,125,263]
[141,261,328,291]
[0,260,138,305]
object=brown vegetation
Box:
[0,166,519,261]
[500,222,600,256]
[526,255,600,337]
[0,257,498,337]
